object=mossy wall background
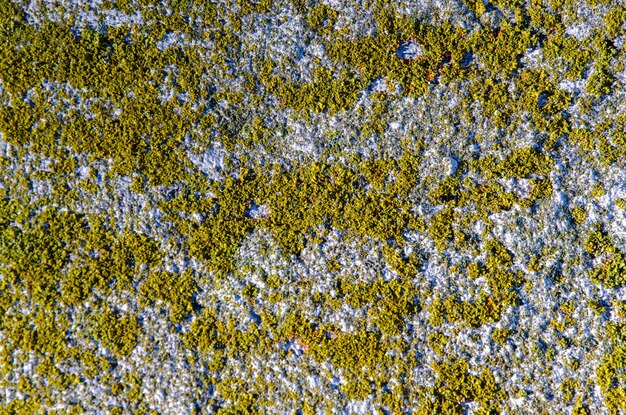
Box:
[1,0,626,413]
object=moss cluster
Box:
[597,347,626,415]
[1,0,626,412]
[416,358,504,415]
[429,239,522,328]
[585,229,626,289]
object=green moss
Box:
[587,66,614,97]
[528,4,565,36]
[499,147,554,178]
[605,6,626,38]
[241,283,259,300]
[308,17,473,109]
[314,329,387,369]
[89,309,140,357]
[471,21,537,76]
[543,35,592,80]
[428,331,449,355]
[572,206,587,224]
[429,239,523,328]
[139,271,196,323]
[572,402,591,415]
[517,69,572,121]
[474,146,554,180]
[182,178,257,276]
[2,3,626,410]
[596,347,626,415]
[369,292,419,336]
[569,128,596,151]
[469,77,513,129]
[560,378,580,403]
[607,322,626,343]
[416,358,504,415]
[306,4,338,35]
[237,0,272,14]
[0,18,218,185]
[461,294,506,328]
[215,379,260,414]
[340,376,373,400]
[462,0,486,16]
[184,308,223,352]
[613,300,626,319]
[278,70,365,114]
[591,183,606,198]
[383,247,421,279]
[429,204,457,248]
[429,176,461,205]
[492,327,512,345]
[530,178,553,200]
[171,151,425,274]
[462,181,518,214]
[335,277,420,336]
[585,229,626,289]
[593,33,619,66]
